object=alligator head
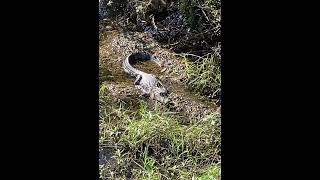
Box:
[150,80,169,104]
[135,74,169,104]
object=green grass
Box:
[198,164,221,180]
[179,49,221,99]
[99,84,221,179]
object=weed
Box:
[198,164,221,180]
[181,47,221,99]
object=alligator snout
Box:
[152,90,170,104]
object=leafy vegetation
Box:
[179,45,221,99]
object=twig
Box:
[132,159,145,171]
[150,14,158,31]
[195,0,210,23]
[174,53,203,59]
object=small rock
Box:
[105,26,113,31]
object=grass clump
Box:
[198,164,221,180]
[180,46,221,99]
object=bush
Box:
[181,45,221,99]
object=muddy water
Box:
[100,31,131,84]
[133,60,163,76]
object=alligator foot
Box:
[134,74,142,85]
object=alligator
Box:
[123,52,169,104]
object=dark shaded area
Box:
[99,147,114,165]
[99,0,221,57]
[128,51,153,64]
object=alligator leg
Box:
[139,88,150,98]
[150,91,154,100]
[134,74,142,85]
